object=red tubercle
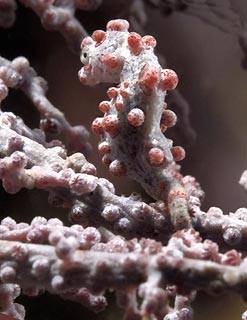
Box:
[92,30,106,45]
[168,189,189,203]
[161,110,177,127]
[123,81,129,88]
[91,117,104,135]
[148,147,165,166]
[98,142,111,154]
[102,155,112,167]
[171,146,186,162]
[115,101,124,111]
[109,160,127,176]
[99,101,110,113]
[102,115,120,137]
[120,89,129,98]
[127,108,145,126]
[106,19,129,32]
[107,87,118,99]
[142,35,157,49]
[139,66,159,94]
[127,32,143,55]
[103,54,120,69]
[80,36,94,49]
[159,69,178,91]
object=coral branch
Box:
[0,56,91,155]
[0,221,245,319]
[1,0,102,52]
[1,106,247,252]
[0,109,170,241]
[0,8,247,319]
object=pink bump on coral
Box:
[91,117,104,135]
[80,36,94,49]
[171,146,186,162]
[92,30,106,45]
[161,109,177,127]
[103,54,121,68]
[107,87,118,99]
[102,115,120,137]
[98,101,110,113]
[106,19,129,31]
[102,154,112,167]
[142,35,157,48]
[119,88,129,98]
[98,141,111,154]
[159,69,179,91]
[139,65,159,94]
[127,32,143,55]
[127,108,145,126]
[109,160,127,176]
[148,148,165,166]
[114,101,124,112]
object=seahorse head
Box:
[78,20,130,85]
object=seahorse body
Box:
[78,19,190,229]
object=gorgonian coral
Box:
[0,4,247,320]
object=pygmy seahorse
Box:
[78,19,190,229]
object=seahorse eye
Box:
[80,50,90,65]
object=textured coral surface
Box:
[0,1,247,320]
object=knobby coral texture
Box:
[0,1,247,320]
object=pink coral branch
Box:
[0,221,245,319]
[0,0,102,52]
[0,56,91,155]
[0,109,172,241]
[2,121,247,253]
